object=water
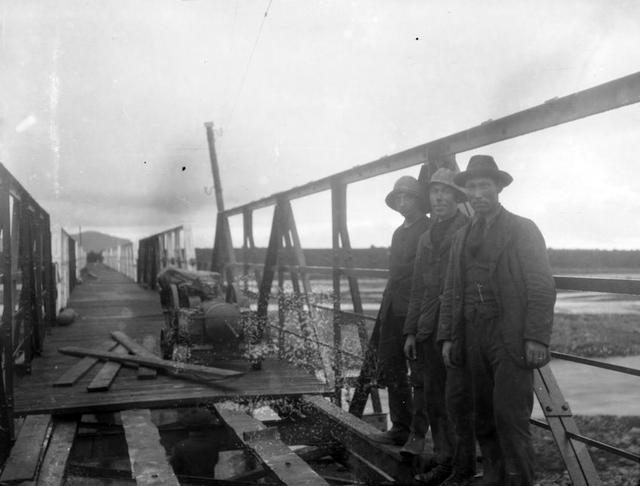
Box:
[359,355,640,423]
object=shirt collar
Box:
[402,214,427,229]
[473,204,503,229]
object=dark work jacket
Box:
[379,216,429,320]
[437,208,556,368]
[403,211,469,342]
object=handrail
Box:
[207,71,640,484]
[550,351,640,377]
[530,418,640,464]
[223,71,640,216]
[0,162,57,462]
[137,225,196,289]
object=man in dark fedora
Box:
[401,168,476,486]
[370,175,430,446]
[438,155,556,486]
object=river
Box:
[360,355,640,421]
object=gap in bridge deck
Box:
[13,263,328,416]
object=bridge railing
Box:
[206,72,640,485]
[0,163,56,460]
[137,225,196,289]
[103,241,136,281]
[51,226,87,312]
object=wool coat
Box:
[379,216,430,320]
[403,211,469,342]
[437,208,556,368]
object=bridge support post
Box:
[0,176,14,461]
[331,180,381,411]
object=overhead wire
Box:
[224,0,274,129]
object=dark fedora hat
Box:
[453,155,513,188]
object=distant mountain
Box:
[71,231,131,253]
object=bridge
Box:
[1,72,640,485]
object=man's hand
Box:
[404,334,416,360]
[525,340,549,368]
[442,340,454,368]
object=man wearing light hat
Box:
[439,155,556,486]
[370,175,429,446]
[402,168,475,485]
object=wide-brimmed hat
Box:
[428,168,467,203]
[385,175,429,213]
[453,155,513,188]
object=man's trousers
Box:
[465,309,535,485]
[377,313,412,431]
[410,335,475,473]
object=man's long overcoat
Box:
[438,208,556,367]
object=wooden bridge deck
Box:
[13,263,328,417]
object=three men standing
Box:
[439,155,556,485]
[373,155,555,486]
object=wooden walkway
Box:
[13,263,328,417]
[3,264,421,485]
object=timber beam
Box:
[223,71,640,216]
[301,394,413,483]
[214,405,331,486]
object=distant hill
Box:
[195,247,640,272]
[71,231,131,253]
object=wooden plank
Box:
[110,331,159,379]
[111,331,159,359]
[120,409,180,486]
[35,419,78,486]
[53,341,119,387]
[87,345,128,392]
[534,367,601,485]
[223,71,640,217]
[302,394,414,483]
[58,346,245,380]
[137,336,158,380]
[0,414,52,483]
[215,406,330,486]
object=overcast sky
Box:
[2,1,640,250]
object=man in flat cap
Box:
[370,175,429,446]
[439,155,556,486]
[402,168,475,485]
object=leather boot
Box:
[399,432,425,457]
[478,439,503,486]
[369,425,410,445]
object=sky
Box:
[1,0,640,250]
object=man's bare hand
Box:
[525,340,549,368]
[442,340,455,368]
[404,335,417,360]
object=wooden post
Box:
[242,209,253,292]
[42,214,56,334]
[0,177,14,461]
[277,267,285,359]
[204,122,225,213]
[534,366,601,485]
[333,197,382,414]
[19,204,34,365]
[33,212,45,354]
[331,181,345,406]
[256,202,284,342]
